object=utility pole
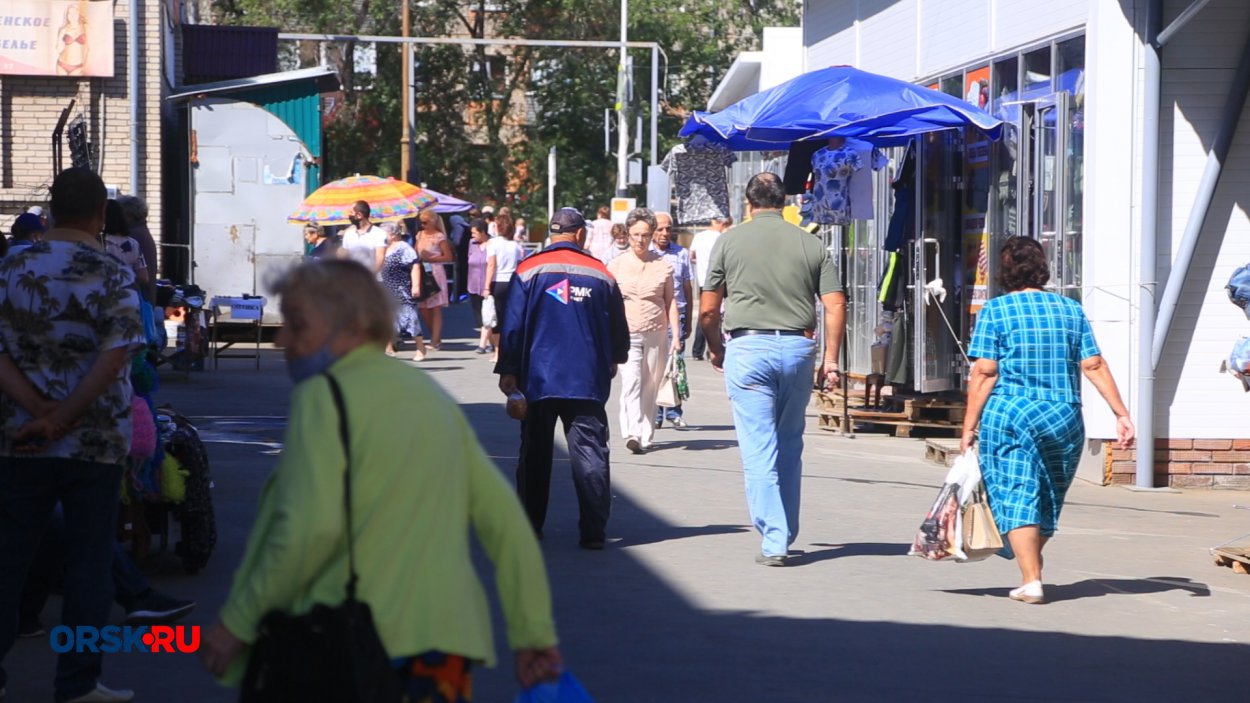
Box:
[615,0,628,197]
[400,0,414,182]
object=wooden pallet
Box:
[925,438,962,466]
[1212,547,1250,574]
[815,389,965,438]
[818,411,962,438]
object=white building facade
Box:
[798,0,1250,487]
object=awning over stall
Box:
[680,65,1003,150]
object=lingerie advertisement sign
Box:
[0,0,114,77]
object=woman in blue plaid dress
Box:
[961,237,1135,604]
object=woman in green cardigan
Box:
[199,260,562,699]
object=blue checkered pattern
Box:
[979,395,1084,534]
[967,291,1100,403]
[969,291,1099,535]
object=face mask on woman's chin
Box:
[287,339,339,384]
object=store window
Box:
[1022,47,1051,99]
[940,75,962,98]
[991,57,1018,113]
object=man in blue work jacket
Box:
[496,208,630,549]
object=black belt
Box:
[729,329,806,339]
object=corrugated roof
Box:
[166,67,340,102]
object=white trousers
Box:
[619,329,667,447]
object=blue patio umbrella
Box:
[680,65,1004,150]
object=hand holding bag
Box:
[481,295,498,329]
[240,374,400,703]
[655,354,680,408]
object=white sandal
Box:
[1009,580,1045,604]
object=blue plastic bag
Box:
[514,671,595,703]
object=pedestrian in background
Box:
[7,212,44,256]
[961,236,1134,604]
[515,216,529,243]
[0,167,146,702]
[303,223,337,260]
[415,211,453,351]
[651,212,693,429]
[587,205,614,262]
[201,260,563,696]
[339,200,386,274]
[468,219,493,354]
[602,222,629,265]
[117,196,158,304]
[608,208,682,455]
[688,215,732,361]
[701,172,846,567]
[496,208,629,550]
[483,205,497,236]
[449,211,471,303]
[103,200,149,292]
[380,221,428,361]
[484,212,525,362]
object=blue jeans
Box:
[723,335,817,557]
[0,458,123,702]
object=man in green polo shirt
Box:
[700,171,846,567]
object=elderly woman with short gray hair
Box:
[607,208,682,454]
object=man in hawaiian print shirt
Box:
[0,168,145,703]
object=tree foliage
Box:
[212,0,799,219]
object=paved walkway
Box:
[6,303,1250,701]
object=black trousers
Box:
[516,399,611,542]
[453,237,471,298]
[691,321,707,359]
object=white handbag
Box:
[655,354,679,408]
[481,296,498,329]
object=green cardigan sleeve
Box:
[219,377,346,642]
[463,410,559,651]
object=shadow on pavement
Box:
[944,576,1212,603]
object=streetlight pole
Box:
[400,0,414,182]
[615,0,628,197]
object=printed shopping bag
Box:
[908,450,990,562]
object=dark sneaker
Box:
[124,591,196,625]
[579,539,605,550]
[625,437,643,454]
[755,553,788,567]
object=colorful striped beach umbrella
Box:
[288,175,437,226]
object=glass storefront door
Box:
[993,92,1079,299]
[913,131,964,393]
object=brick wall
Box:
[1107,439,1250,489]
[0,0,166,271]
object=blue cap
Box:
[12,212,44,237]
[1230,337,1250,392]
[1226,263,1250,319]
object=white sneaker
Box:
[1009,580,1045,604]
[64,683,136,702]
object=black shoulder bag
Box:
[240,374,400,703]
[416,261,442,301]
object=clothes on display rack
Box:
[661,141,736,226]
[883,142,916,252]
[809,139,887,226]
